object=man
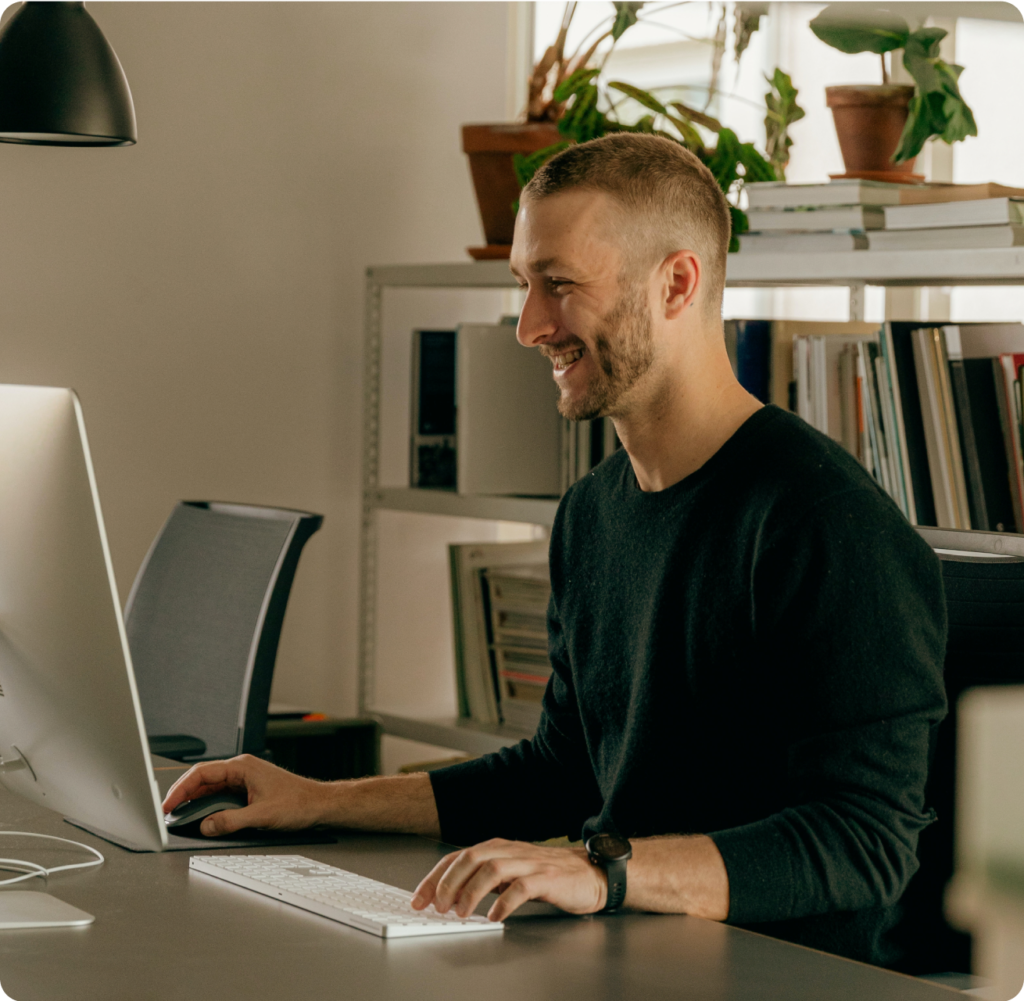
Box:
[164,134,946,966]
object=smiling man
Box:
[164,134,947,967]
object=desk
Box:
[0,783,959,1001]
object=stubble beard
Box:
[556,281,655,422]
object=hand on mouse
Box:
[163,755,329,836]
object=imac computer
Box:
[0,384,169,853]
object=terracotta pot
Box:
[462,122,563,249]
[825,85,918,177]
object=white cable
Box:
[0,832,104,887]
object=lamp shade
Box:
[0,1,135,146]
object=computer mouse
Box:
[164,791,248,829]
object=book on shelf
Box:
[561,417,619,492]
[883,197,1024,231]
[997,353,1024,534]
[448,540,549,727]
[897,183,1024,205]
[867,225,1024,251]
[872,323,1024,531]
[738,232,868,254]
[745,180,1024,211]
[792,333,909,517]
[725,319,880,412]
[911,327,972,530]
[745,179,911,210]
[787,321,1024,529]
[944,326,1017,532]
[745,205,885,233]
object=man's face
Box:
[510,190,656,422]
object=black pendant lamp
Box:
[0,1,135,146]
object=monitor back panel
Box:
[0,385,166,851]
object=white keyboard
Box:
[189,855,504,939]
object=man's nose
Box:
[516,290,558,348]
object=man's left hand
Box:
[411,838,606,922]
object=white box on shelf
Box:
[456,323,561,497]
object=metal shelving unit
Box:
[359,252,1024,757]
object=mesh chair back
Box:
[125,501,322,760]
[894,527,1024,974]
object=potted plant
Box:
[464,2,800,258]
[809,3,977,180]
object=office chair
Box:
[891,526,1024,980]
[124,501,323,762]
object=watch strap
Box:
[601,856,627,912]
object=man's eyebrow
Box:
[508,258,562,280]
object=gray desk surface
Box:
[0,773,958,1001]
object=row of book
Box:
[449,540,552,732]
[410,324,617,498]
[739,180,1024,254]
[731,317,1024,532]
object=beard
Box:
[553,281,655,422]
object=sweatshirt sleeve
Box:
[429,590,604,847]
[708,487,948,925]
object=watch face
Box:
[588,832,631,861]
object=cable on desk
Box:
[0,831,104,886]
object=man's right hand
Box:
[161,756,442,838]
[163,755,329,836]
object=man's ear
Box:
[663,250,701,319]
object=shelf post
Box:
[358,272,384,717]
[849,283,866,323]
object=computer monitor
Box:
[0,385,167,852]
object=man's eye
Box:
[549,279,571,291]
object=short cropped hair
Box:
[522,134,731,314]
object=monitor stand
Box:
[0,890,93,928]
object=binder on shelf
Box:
[448,540,549,727]
[410,330,457,489]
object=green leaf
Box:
[734,2,768,62]
[611,2,645,41]
[809,3,908,54]
[706,128,742,192]
[727,205,749,253]
[553,66,600,103]
[763,68,805,181]
[607,81,668,116]
[895,25,977,160]
[737,141,777,183]
[512,142,570,189]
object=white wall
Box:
[0,1,510,718]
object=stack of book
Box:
[870,189,1024,251]
[739,179,905,254]
[741,181,1024,255]
[448,539,550,733]
[485,565,551,733]
[789,321,1024,532]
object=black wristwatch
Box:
[586,832,632,912]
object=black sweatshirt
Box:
[431,406,947,966]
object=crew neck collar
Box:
[622,405,782,500]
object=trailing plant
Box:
[764,69,804,181]
[517,2,790,252]
[809,3,977,162]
